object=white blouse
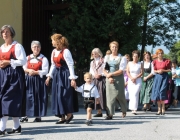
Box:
[75,83,100,98]
[23,54,49,78]
[47,48,77,79]
[104,54,127,71]
[0,41,27,69]
[143,61,154,75]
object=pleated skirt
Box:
[51,66,78,116]
[151,73,168,101]
[0,66,25,117]
[25,75,48,116]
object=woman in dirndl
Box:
[89,48,106,117]
[103,41,127,120]
[140,51,154,112]
[151,49,171,115]
[45,33,78,124]
[20,41,49,123]
[0,25,27,135]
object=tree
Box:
[50,0,144,69]
[125,0,180,60]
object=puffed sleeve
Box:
[63,49,78,79]
[38,56,49,78]
[23,56,28,70]
[10,43,27,69]
[151,62,155,74]
[153,60,157,70]
[46,49,56,78]
[165,59,171,70]
[119,56,127,70]
[89,61,95,76]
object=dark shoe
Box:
[64,115,73,124]
[0,129,6,135]
[85,120,91,126]
[7,125,21,134]
[122,113,126,118]
[20,117,28,123]
[93,113,102,117]
[33,118,41,122]
[146,107,152,111]
[156,112,162,115]
[142,107,147,111]
[133,113,137,115]
[56,119,66,124]
[105,116,112,120]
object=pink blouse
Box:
[153,59,171,70]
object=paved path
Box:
[1,105,180,140]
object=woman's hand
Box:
[0,60,10,68]
[106,73,113,78]
[45,77,51,86]
[71,79,76,87]
[94,74,101,79]
[131,78,136,84]
[28,69,36,76]
[157,69,163,74]
[108,77,114,84]
[143,77,148,81]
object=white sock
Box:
[12,117,20,129]
[0,116,8,131]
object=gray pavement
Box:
[1,105,180,140]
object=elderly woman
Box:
[0,25,26,135]
[45,34,78,124]
[103,41,127,120]
[151,49,171,115]
[20,41,49,123]
[127,50,143,115]
[140,51,154,111]
[89,48,106,117]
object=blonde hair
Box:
[90,48,103,60]
[106,50,111,55]
[84,72,92,79]
[109,41,119,49]
[51,33,69,49]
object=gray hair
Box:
[90,48,103,59]
[31,40,41,48]
[0,25,16,38]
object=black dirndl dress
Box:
[25,75,48,116]
[51,61,78,117]
[0,65,25,117]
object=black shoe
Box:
[20,117,28,123]
[146,107,152,111]
[33,118,41,122]
[156,112,162,115]
[64,115,73,124]
[56,119,66,124]
[93,113,102,117]
[0,129,6,135]
[105,116,112,120]
[7,125,21,134]
[85,120,91,126]
[142,107,147,111]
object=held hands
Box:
[131,78,136,84]
[94,74,101,79]
[143,77,148,81]
[0,60,10,68]
[28,69,37,76]
[157,69,163,74]
[108,77,114,84]
[71,79,76,87]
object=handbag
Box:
[104,62,110,71]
